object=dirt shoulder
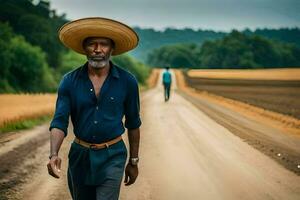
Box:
[0,123,72,200]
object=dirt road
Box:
[1,70,300,199]
[120,71,300,200]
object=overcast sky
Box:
[49,0,300,32]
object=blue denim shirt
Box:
[49,61,142,143]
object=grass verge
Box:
[0,115,52,134]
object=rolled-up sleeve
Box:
[124,75,142,130]
[49,75,71,137]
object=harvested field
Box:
[0,94,57,128]
[184,69,300,119]
[147,69,160,89]
[188,68,300,80]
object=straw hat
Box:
[58,17,139,56]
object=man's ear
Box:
[110,39,115,53]
[110,48,114,55]
[82,38,88,51]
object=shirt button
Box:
[96,106,99,110]
[90,88,93,91]
[94,120,98,124]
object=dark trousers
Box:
[67,171,122,200]
[67,140,127,200]
[163,83,171,101]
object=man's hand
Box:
[124,163,138,186]
[47,155,62,179]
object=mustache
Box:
[89,55,106,60]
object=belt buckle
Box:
[89,143,109,149]
[89,144,98,149]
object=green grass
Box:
[0,115,52,133]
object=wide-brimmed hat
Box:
[58,17,139,56]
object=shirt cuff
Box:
[49,123,68,137]
[125,117,142,130]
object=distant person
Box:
[47,17,141,200]
[162,67,172,101]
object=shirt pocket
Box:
[102,95,122,120]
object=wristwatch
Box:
[49,153,58,159]
[130,157,139,165]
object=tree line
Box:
[147,30,300,69]
[133,27,300,62]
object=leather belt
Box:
[74,136,122,149]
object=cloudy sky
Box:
[49,0,300,32]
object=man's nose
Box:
[94,43,102,53]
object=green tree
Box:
[0,22,14,92]
[57,51,86,80]
[0,0,67,69]
[8,36,56,92]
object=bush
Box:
[56,50,86,81]
[112,54,151,85]
[4,36,57,93]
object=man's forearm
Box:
[50,128,65,156]
[127,128,140,158]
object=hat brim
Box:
[58,17,139,56]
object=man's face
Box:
[83,37,114,69]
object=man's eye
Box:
[87,44,97,49]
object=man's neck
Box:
[87,62,110,77]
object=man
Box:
[162,67,172,101]
[47,17,141,200]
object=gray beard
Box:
[88,59,109,69]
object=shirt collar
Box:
[79,60,120,79]
[110,61,120,79]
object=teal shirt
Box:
[162,70,172,84]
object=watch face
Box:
[130,158,139,165]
